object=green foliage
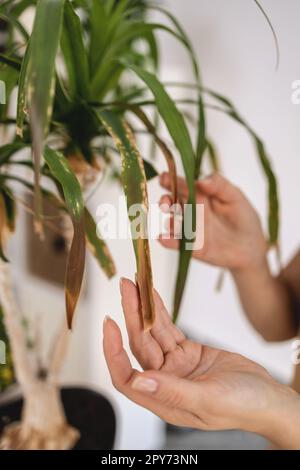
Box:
[0,0,280,344]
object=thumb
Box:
[131,370,202,414]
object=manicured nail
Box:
[199,173,213,183]
[159,201,171,213]
[159,172,167,183]
[119,277,125,293]
[103,315,112,326]
[132,377,158,393]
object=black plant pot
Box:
[0,387,116,450]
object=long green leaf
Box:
[124,64,196,322]
[129,106,178,203]
[0,54,21,71]
[98,109,155,331]
[43,146,85,328]
[253,0,280,70]
[149,5,206,175]
[27,0,65,224]
[84,208,116,279]
[91,22,194,99]
[61,0,89,99]
[43,147,84,221]
[204,88,279,246]
[16,39,31,137]
[0,193,8,262]
[158,81,280,247]
[0,142,27,165]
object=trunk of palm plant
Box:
[0,260,79,450]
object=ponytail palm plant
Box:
[0,0,279,449]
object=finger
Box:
[103,319,201,428]
[159,194,173,212]
[160,172,189,200]
[150,289,185,353]
[103,316,135,388]
[158,234,180,251]
[131,370,204,420]
[197,173,242,203]
[120,278,164,370]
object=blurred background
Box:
[3,0,300,449]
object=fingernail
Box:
[159,172,167,183]
[119,277,125,293]
[103,315,112,326]
[132,377,158,393]
[159,201,171,214]
[199,172,214,181]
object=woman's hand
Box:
[103,278,300,448]
[159,172,267,272]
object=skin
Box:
[103,278,300,449]
[103,171,300,448]
[158,172,300,342]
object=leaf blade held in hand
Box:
[124,64,196,322]
[98,109,155,331]
[129,106,177,203]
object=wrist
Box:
[230,253,270,280]
[254,385,300,449]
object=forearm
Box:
[231,258,299,341]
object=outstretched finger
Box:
[120,278,164,370]
[103,316,135,389]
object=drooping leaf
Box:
[206,139,220,172]
[10,0,38,18]
[43,146,85,328]
[159,82,280,247]
[253,0,280,70]
[129,106,177,202]
[64,218,85,329]
[26,0,65,224]
[124,64,196,322]
[149,5,206,175]
[98,109,155,331]
[84,208,116,279]
[0,142,27,165]
[0,11,29,42]
[43,147,84,222]
[90,22,197,99]
[16,39,31,137]
[1,188,16,233]
[0,54,21,71]
[204,88,279,246]
[0,192,9,262]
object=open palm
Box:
[103,278,286,433]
